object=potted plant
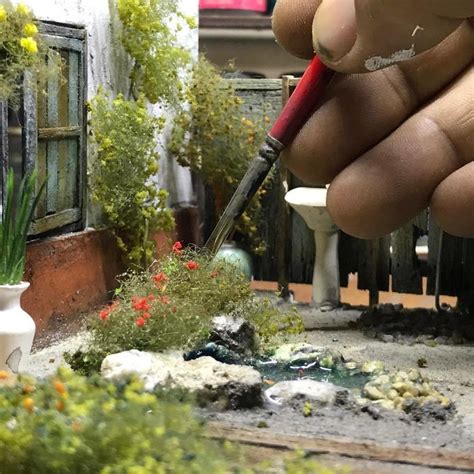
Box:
[0,169,45,373]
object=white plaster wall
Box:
[11,0,199,220]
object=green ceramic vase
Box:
[214,241,254,280]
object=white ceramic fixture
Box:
[0,282,35,374]
[285,187,340,310]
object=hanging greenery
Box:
[0,2,61,107]
[116,0,195,104]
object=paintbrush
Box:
[204,56,335,255]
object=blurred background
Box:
[199,0,308,78]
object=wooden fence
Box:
[227,78,474,308]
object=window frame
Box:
[0,21,88,237]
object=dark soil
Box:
[353,304,474,346]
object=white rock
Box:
[264,380,347,407]
[272,343,342,366]
[101,350,262,408]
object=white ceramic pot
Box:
[0,282,35,374]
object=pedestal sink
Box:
[285,187,340,310]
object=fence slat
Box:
[391,221,423,294]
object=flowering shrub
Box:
[168,57,274,255]
[88,91,174,267]
[0,2,59,106]
[66,245,303,374]
[0,369,346,473]
[0,368,238,473]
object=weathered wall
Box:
[14,0,199,223]
[8,0,199,335]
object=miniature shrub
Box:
[88,91,174,267]
[0,368,238,473]
[168,57,273,255]
[66,245,303,374]
[0,369,347,474]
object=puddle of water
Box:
[185,343,369,390]
[254,359,369,389]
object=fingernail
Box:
[313,0,357,62]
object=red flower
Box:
[135,317,146,327]
[159,295,171,305]
[172,241,183,255]
[99,301,119,321]
[132,297,150,312]
[210,271,219,278]
[171,306,177,313]
[147,294,155,301]
[185,261,199,271]
[153,272,168,286]
[143,312,151,319]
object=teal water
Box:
[253,360,369,389]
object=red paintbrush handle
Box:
[269,56,334,147]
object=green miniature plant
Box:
[0,169,45,285]
[66,244,303,374]
[116,0,194,104]
[88,91,174,267]
[0,2,61,107]
[0,369,347,473]
[0,368,239,473]
[169,56,273,255]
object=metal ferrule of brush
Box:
[204,135,284,255]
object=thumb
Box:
[312,0,470,73]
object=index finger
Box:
[272,0,321,59]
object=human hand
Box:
[272,0,473,239]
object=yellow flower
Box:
[0,6,7,22]
[16,3,30,16]
[23,23,38,36]
[20,37,38,54]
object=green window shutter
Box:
[29,24,87,235]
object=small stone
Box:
[272,343,342,366]
[393,382,410,394]
[210,315,258,355]
[374,399,395,411]
[364,386,386,401]
[387,389,399,401]
[417,358,428,368]
[361,360,385,374]
[381,334,395,343]
[407,369,421,382]
[344,362,357,370]
[264,380,349,407]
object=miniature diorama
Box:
[1,1,473,473]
